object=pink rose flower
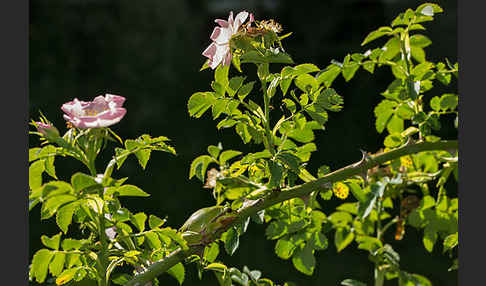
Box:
[61,94,127,128]
[202,11,251,69]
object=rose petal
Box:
[227,11,234,27]
[209,44,229,69]
[202,42,217,60]
[222,50,232,66]
[212,26,232,45]
[215,19,229,28]
[104,94,126,107]
[233,11,249,30]
[210,27,221,41]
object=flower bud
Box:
[35,122,60,139]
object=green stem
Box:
[260,78,276,156]
[124,248,195,286]
[379,217,399,240]
[376,198,383,239]
[374,266,385,286]
[102,146,145,180]
[124,140,457,286]
[99,209,109,286]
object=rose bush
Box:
[29,3,457,286]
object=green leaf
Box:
[342,61,360,82]
[228,76,245,97]
[317,165,330,178]
[356,236,382,253]
[188,92,216,118]
[380,37,400,61]
[411,46,426,63]
[306,108,328,128]
[134,149,151,169]
[224,227,239,256]
[374,100,397,133]
[208,145,222,159]
[238,81,255,100]
[283,99,297,113]
[386,114,404,133]
[268,161,284,188]
[215,64,229,88]
[410,34,432,48]
[443,232,458,252]
[436,70,452,86]
[358,182,386,219]
[29,147,42,162]
[416,3,443,16]
[275,237,296,259]
[44,155,57,179]
[159,228,188,250]
[384,134,404,148]
[212,99,228,119]
[71,172,99,193]
[131,212,147,232]
[440,94,458,110]
[315,88,343,112]
[112,185,150,197]
[291,244,315,275]
[56,202,79,234]
[41,195,77,220]
[112,274,132,285]
[61,239,85,251]
[412,62,434,80]
[189,155,214,181]
[236,123,252,143]
[149,214,165,229]
[204,243,220,263]
[276,153,301,173]
[294,63,320,74]
[329,211,353,227]
[316,64,341,87]
[167,263,185,285]
[265,51,294,64]
[347,181,366,203]
[295,74,318,93]
[145,231,162,249]
[267,77,280,98]
[423,225,437,252]
[41,233,62,250]
[55,267,78,285]
[29,160,45,190]
[429,96,441,111]
[309,231,328,250]
[362,60,375,74]
[266,221,288,240]
[49,252,66,276]
[219,150,242,165]
[31,249,54,283]
[205,262,227,272]
[341,279,367,286]
[361,26,392,46]
[335,228,355,252]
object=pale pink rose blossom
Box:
[202,11,251,69]
[61,94,127,128]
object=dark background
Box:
[29,0,457,285]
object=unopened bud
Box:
[35,122,60,139]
